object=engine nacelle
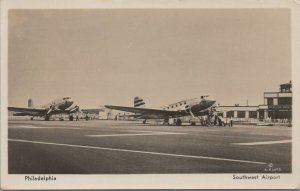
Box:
[198,110,210,116]
[185,104,191,114]
[70,105,80,113]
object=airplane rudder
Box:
[28,98,34,108]
[134,96,145,107]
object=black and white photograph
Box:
[1,0,300,189]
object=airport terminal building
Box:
[218,81,292,123]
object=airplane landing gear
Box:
[190,121,196,126]
[30,117,34,120]
[45,116,50,121]
[59,114,64,121]
[175,118,182,126]
[69,115,74,121]
[163,118,169,125]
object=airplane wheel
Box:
[69,116,74,121]
[163,118,169,125]
[176,119,182,126]
[30,117,34,120]
[45,116,50,121]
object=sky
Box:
[8,9,291,108]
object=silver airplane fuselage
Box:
[42,97,74,110]
[162,97,216,117]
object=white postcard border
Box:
[1,0,300,189]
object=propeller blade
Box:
[189,107,196,118]
[47,105,55,115]
[70,105,80,113]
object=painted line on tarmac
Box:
[231,140,292,145]
[10,125,81,130]
[85,132,187,137]
[8,138,267,165]
[126,130,164,133]
[10,125,37,128]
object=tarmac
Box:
[8,120,292,174]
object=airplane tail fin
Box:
[134,96,145,108]
[28,98,34,108]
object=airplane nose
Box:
[205,98,216,105]
[68,99,74,105]
[200,98,216,107]
[209,99,216,105]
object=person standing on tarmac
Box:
[230,117,233,127]
[200,116,204,126]
[214,115,217,125]
[218,117,222,126]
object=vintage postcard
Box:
[1,0,300,189]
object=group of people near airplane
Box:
[196,115,233,127]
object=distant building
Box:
[260,81,292,120]
[218,105,258,120]
[219,81,292,122]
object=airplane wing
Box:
[9,106,78,115]
[8,107,46,113]
[105,105,186,119]
[81,108,105,114]
[63,105,80,114]
[8,107,47,116]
